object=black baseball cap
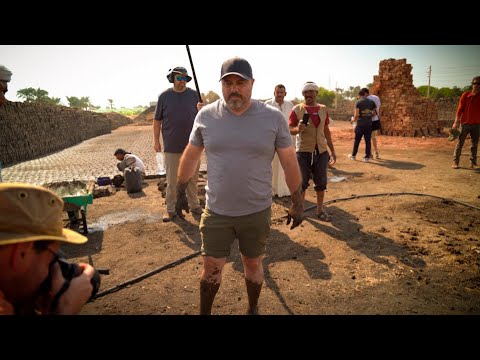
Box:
[219,57,253,81]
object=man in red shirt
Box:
[452,76,480,169]
[289,82,336,221]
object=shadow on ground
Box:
[304,205,426,269]
[368,159,425,170]
[229,228,331,315]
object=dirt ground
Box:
[62,121,480,315]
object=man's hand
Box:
[286,186,303,229]
[175,181,189,219]
[329,152,336,165]
[197,102,205,111]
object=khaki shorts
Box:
[199,207,271,258]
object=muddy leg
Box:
[199,256,226,315]
[200,280,220,315]
[245,278,262,315]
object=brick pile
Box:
[371,59,440,137]
[0,102,132,166]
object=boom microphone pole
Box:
[186,45,202,103]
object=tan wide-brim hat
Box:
[0,183,87,245]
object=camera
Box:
[39,258,101,301]
[301,113,309,126]
[57,258,101,300]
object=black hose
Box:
[91,251,201,300]
[298,191,480,214]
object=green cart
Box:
[46,181,94,234]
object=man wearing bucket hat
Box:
[289,81,337,222]
[0,183,96,315]
[0,65,12,106]
[153,66,204,222]
[175,57,303,315]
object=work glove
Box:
[286,188,303,230]
[175,181,189,219]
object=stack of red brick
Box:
[371,59,440,137]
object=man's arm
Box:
[178,143,204,183]
[153,119,162,152]
[277,146,303,229]
[453,93,467,129]
[175,143,204,217]
[324,125,336,165]
[352,107,359,123]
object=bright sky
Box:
[1,45,479,108]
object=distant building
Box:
[149,101,157,107]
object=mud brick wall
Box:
[328,99,355,120]
[0,102,132,166]
[133,105,155,125]
[371,59,440,137]
[436,97,459,128]
[104,112,134,129]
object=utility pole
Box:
[427,65,432,98]
[335,81,338,109]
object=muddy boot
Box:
[245,278,262,315]
[200,280,220,315]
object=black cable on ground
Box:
[91,251,201,300]
[91,192,479,301]
[299,191,480,214]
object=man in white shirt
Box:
[114,148,146,175]
[265,84,295,197]
[362,88,381,159]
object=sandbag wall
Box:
[371,59,440,137]
[0,102,131,166]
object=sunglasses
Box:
[176,75,189,81]
[472,82,480,85]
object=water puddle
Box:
[329,176,347,183]
[87,210,162,232]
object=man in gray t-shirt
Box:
[153,66,203,222]
[175,57,303,315]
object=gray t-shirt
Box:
[153,88,198,153]
[189,99,292,216]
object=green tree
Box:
[43,97,61,105]
[436,87,457,100]
[17,87,60,104]
[67,96,94,110]
[66,96,83,108]
[417,85,438,98]
[344,86,361,100]
[107,99,114,109]
[316,87,335,107]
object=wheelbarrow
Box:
[45,181,94,234]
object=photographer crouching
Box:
[0,183,99,315]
